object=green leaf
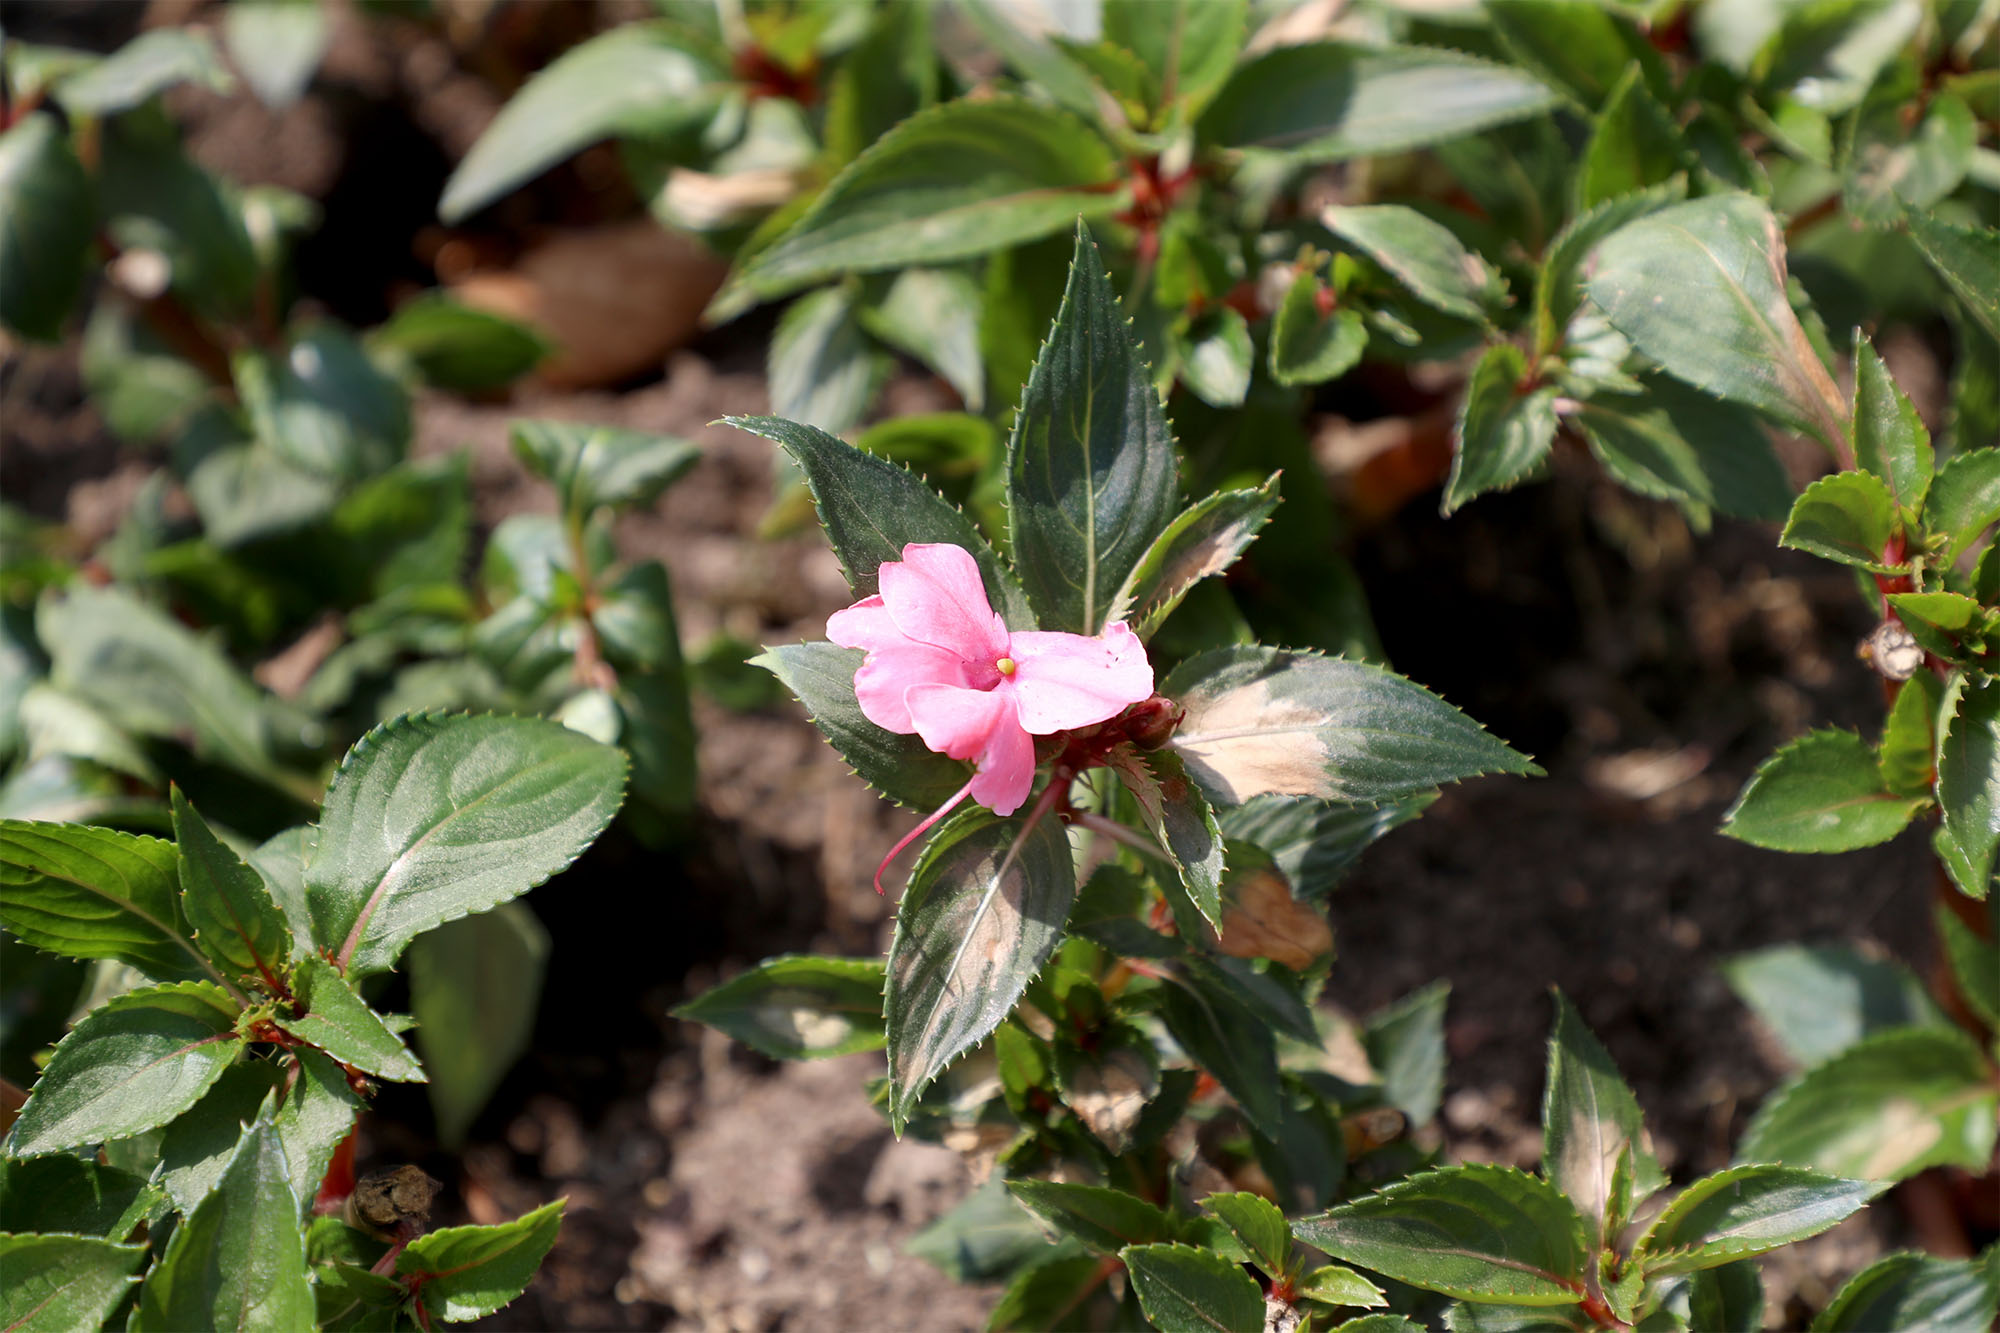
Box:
[1219,794,1433,902]
[398,1198,565,1323]
[1270,273,1367,387]
[99,116,257,319]
[753,642,972,810]
[1780,472,1901,570]
[0,1233,146,1333]
[1810,1250,2000,1333]
[1573,377,1795,527]
[1587,194,1848,446]
[1923,447,2000,563]
[273,1048,360,1218]
[727,415,1032,627]
[0,113,93,342]
[1906,208,2000,342]
[185,445,342,549]
[1541,991,1664,1246]
[222,0,331,109]
[306,712,627,978]
[1162,646,1540,807]
[906,1175,1058,1284]
[1334,1317,1427,1333]
[133,1112,313,1332]
[769,285,886,436]
[1154,970,1282,1137]
[439,25,724,221]
[173,788,297,984]
[1006,1179,1176,1256]
[1109,476,1279,640]
[369,294,547,392]
[1880,674,1942,796]
[729,99,1119,301]
[54,29,231,114]
[1199,43,1558,161]
[1680,1261,1767,1333]
[277,954,422,1081]
[1634,1164,1880,1274]
[154,1060,285,1214]
[407,904,548,1147]
[1846,92,1976,226]
[8,980,244,1155]
[1486,0,1667,109]
[1721,729,1927,852]
[1180,307,1255,409]
[1532,182,1683,358]
[1575,68,1685,210]
[674,954,885,1061]
[1848,332,1928,508]
[1119,1243,1265,1333]
[1102,0,1246,115]
[1446,343,1558,513]
[1007,224,1181,635]
[1203,1191,1291,1280]
[236,325,409,480]
[0,1154,160,1238]
[1293,1165,1589,1305]
[1936,676,2000,898]
[1297,1264,1389,1309]
[1720,945,1943,1069]
[1114,748,1226,931]
[884,807,1073,1132]
[1363,980,1450,1126]
[859,267,986,411]
[509,419,699,522]
[1738,1026,2000,1181]
[1937,903,2000,1031]
[1322,205,1504,324]
[986,1251,1111,1332]
[0,821,211,979]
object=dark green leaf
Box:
[1120,1243,1265,1333]
[510,419,699,521]
[1880,674,1942,796]
[0,113,93,341]
[55,29,230,114]
[186,445,342,549]
[312,1260,405,1332]
[1542,991,1665,1245]
[1294,1165,1589,1305]
[398,1198,565,1323]
[1102,0,1246,115]
[277,954,422,1081]
[134,1113,313,1332]
[1162,646,1540,807]
[1634,1164,1879,1274]
[99,116,257,319]
[1270,273,1367,387]
[0,821,211,978]
[1486,0,1667,108]
[859,267,986,411]
[1574,377,1795,526]
[1363,980,1449,1126]
[907,1175,1058,1283]
[1588,194,1848,446]
[1845,93,1975,227]
[1722,728,1926,852]
[1738,1026,2000,1180]
[1323,205,1505,324]
[1446,343,1557,513]
[986,1251,1110,1332]
[1575,68,1686,210]
[222,1,331,109]
[769,285,886,436]
[1780,472,1901,570]
[1936,676,2000,898]
[155,1060,285,1214]
[1110,476,1279,639]
[1155,969,1282,1137]
[407,904,549,1147]
[0,1154,159,1238]
[174,788,297,984]
[1006,1179,1176,1256]
[369,294,547,392]
[237,325,408,480]
[1811,1250,2000,1333]
[753,642,973,810]
[1334,1317,1427,1333]
[729,99,1119,301]
[1531,181,1683,358]
[1219,794,1433,902]
[273,1048,360,1218]
[440,25,724,221]
[1007,224,1182,635]
[305,712,627,978]
[1199,44,1558,161]
[728,415,1032,627]
[1114,748,1226,931]
[0,1233,146,1333]
[1923,447,2000,563]
[1906,207,2000,342]
[674,953,885,1061]
[1937,903,2000,1031]
[1203,1191,1290,1280]
[884,807,1073,1131]
[8,980,244,1155]
[1680,1261,1767,1333]
[1720,944,1943,1069]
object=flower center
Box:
[995,657,1016,677]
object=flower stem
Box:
[1072,811,1172,864]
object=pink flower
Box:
[829,543,1154,829]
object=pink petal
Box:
[880,544,1009,661]
[825,596,902,652]
[1006,622,1155,734]
[905,683,1037,816]
[968,714,1036,816]
[850,641,970,733]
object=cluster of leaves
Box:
[0,711,627,1330]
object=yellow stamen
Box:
[996,657,1017,676]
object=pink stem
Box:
[873,776,978,894]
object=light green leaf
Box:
[55,29,231,115]
[223,1,331,109]
[1199,43,1558,161]
[510,419,699,522]
[1720,944,1943,1069]
[236,325,409,481]
[1937,903,2000,1031]
[1780,472,1901,570]
[1811,1250,2000,1333]
[674,953,885,1061]
[305,712,627,978]
[1923,447,2000,562]
[1722,729,1928,852]
[906,1175,1058,1284]
[0,821,211,979]
[1007,224,1182,635]
[154,1060,285,1215]
[1542,991,1665,1246]
[1323,205,1504,324]
[1163,646,1540,807]
[407,904,548,1147]
[1849,333,1934,514]
[1737,1026,2000,1181]
[769,285,886,436]
[1486,0,1668,109]
[1181,307,1254,409]
[440,25,724,222]
[884,807,1074,1131]
[1109,476,1279,639]
[1845,93,1976,226]
[1575,67,1685,212]
[1935,676,2000,898]
[1294,1165,1590,1305]
[1880,674,1943,796]
[1446,343,1558,512]
[0,1233,146,1333]
[174,788,297,984]
[277,954,422,1081]
[1119,1243,1266,1333]
[273,1048,360,1218]
[0,113,93,342]
[859,267,986,411]
[369,294,547,392]
[398,1198,565,1323]
[730,99,1120,301]
[1102,0,1246,115]
[1906,209,2000,342]
[134,1112,313,1332]
[1006,1179,1175,1256]
[1270,273,1367,387]
[1532,181,1684,358]
[1587,194,1848,446]
[1297,1264,1389,1310]
[1203,1191,1291,1280]
[1634,1164,1880,1274]
[1363,980,1449,1126]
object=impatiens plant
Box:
[0,710,624,1330]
